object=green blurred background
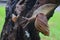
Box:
[0,6,60,40]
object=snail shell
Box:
[35,13,49,36]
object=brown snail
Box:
[23,13,50,36]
